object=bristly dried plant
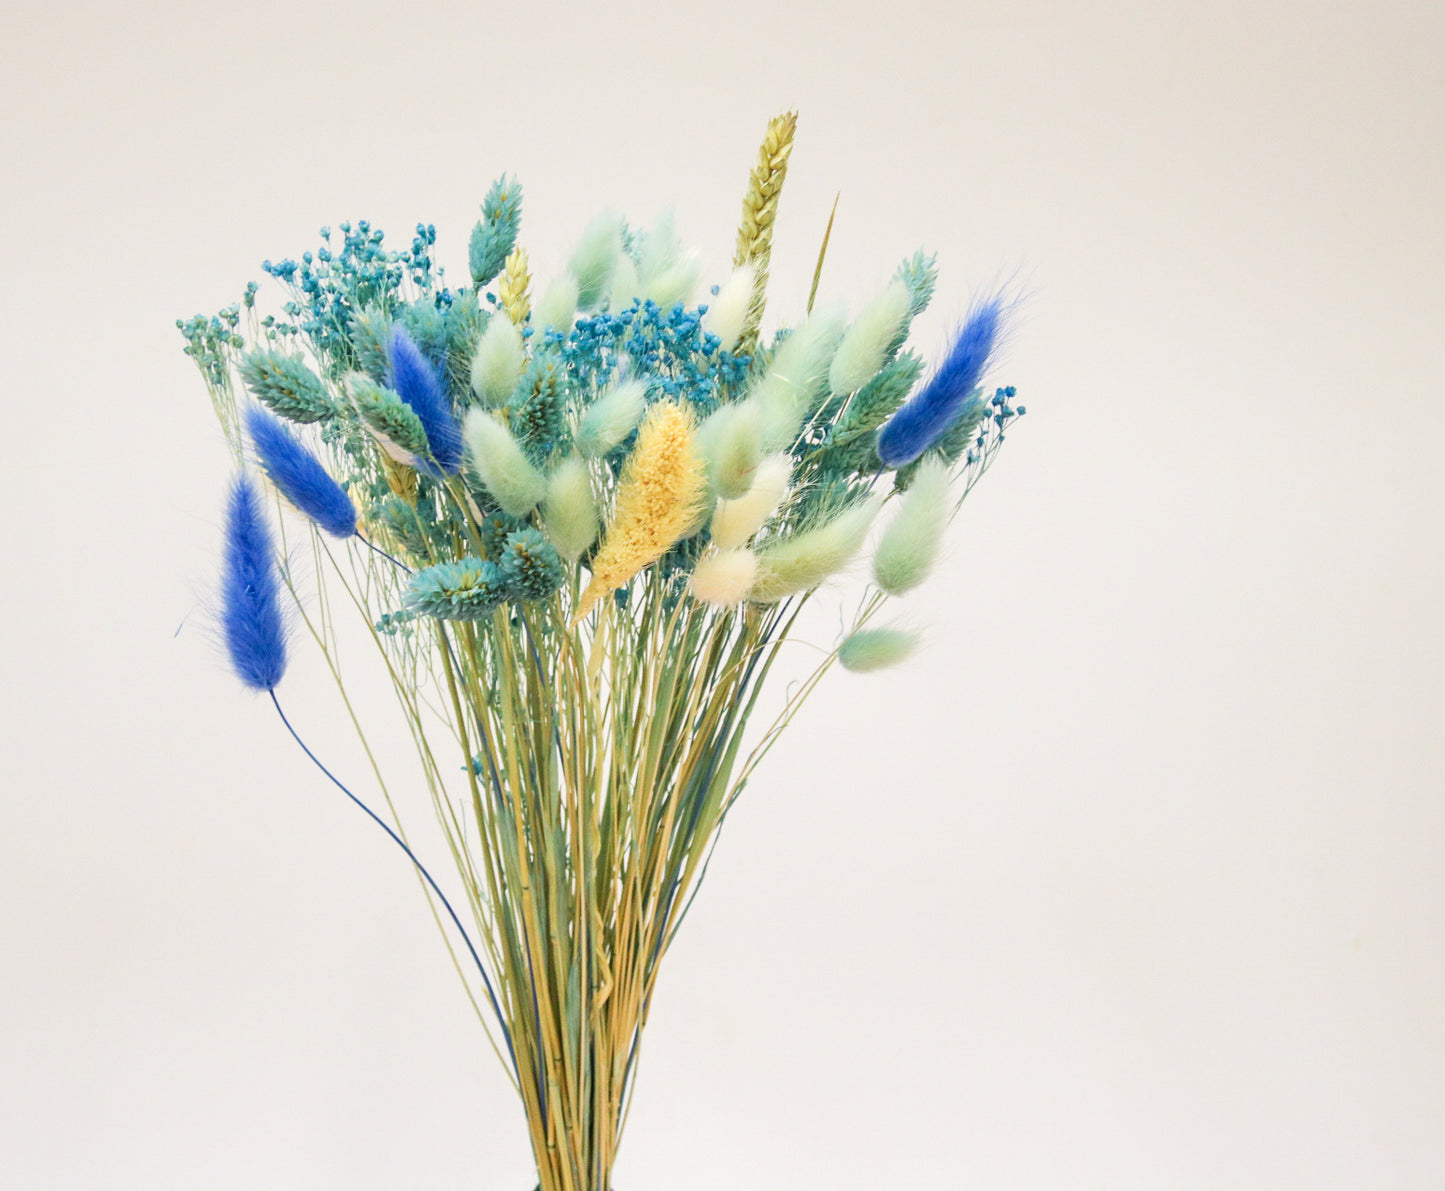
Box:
[181,111,1026,1191]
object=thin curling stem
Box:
[355,533,412,573]
[268,690,517,1079]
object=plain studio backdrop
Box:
[1,1,1441,1188]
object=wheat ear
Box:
[499,245,531,327]
[732,109,798,357]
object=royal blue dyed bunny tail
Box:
[244,406,357,539]
[877,292,1006,468]
[220,474,288,691]
[389,324,463,473]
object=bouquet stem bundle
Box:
[183,112,1025,1191]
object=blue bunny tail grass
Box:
[389,324,463,473]
[244,406,357,539]
[220,473,287,691]
[876,291,1008,468]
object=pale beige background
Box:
[1,0,1442,1187]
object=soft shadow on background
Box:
[2,1,1441,1187]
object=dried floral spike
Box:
[239,350,335,424]
[543,455,598,561]
[470,314,527,407]
[838,626,920,672]
[830,279,911,396]
[500,246,531,327]
[709,452,791,550]
[577,379,647,459]
[747,496,880,603]
[469,175,522,289]
[873,455,949,595]
[700,263,755,355]
[347,373,430,459]
[732,109,798,357]
[462,408,547,518]
[498,528,566,600]
[535,274,580,334]
[877,293,1005,468]
[575,402,706,620]
[219,474,287,691]
[390,325,464,473]
[690,547,759,607]
[244,406,356,539]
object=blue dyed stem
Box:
[268,690,517,1079]
[355,533,412,573]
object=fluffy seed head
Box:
[219,474,287,690]
[631,210,698,307]
[462,408,547,517]
[469,315,527,406]
[747,497,880,603]
[877,292,1005,468]
[244,406,356,539]
[569,212,624,309]
[873,455,951,595]
[608,254,640,312]
[829,279,911,395]
[709,452,791,550]
[700,263,756,355]
[690,548,759,607]
[577,379,647,458]
[390,325,463,472]
[749,306,845,451]
[697,401,764,499]
[543,455,598,560]
[642,257,701,310]
[576,402,706,619]
[535,274,580,334]
[637,209,681,282]
[838,626,920,673]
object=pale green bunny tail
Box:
[873,455,950,595]
[689,548,759,607]
[829,279,911,395]
[635,209,701,308]
[697,401,764,499]
[700,263,756,355]
[570,212,624,310]
[463,408,548,517]
[710,452,791,550]
[748,305,845,451]
[577,379,647,458]
[470,315,527,407]
[748,496,880,603]
[535,274,580,335]
[838,626,920,672]
[543,454,599,561]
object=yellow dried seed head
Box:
[575,402,706,620]
[500,246,531,327]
